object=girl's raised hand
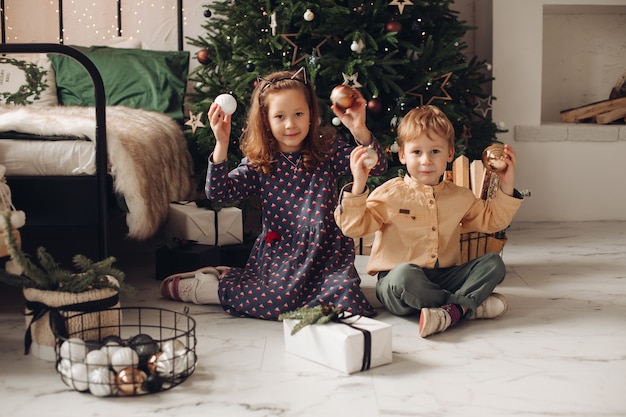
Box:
[208,102,231,164]
[208,102,232,145]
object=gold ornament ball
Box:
[146,352,162,375]
[330,85,356,112]
[482,143,507,172]
[116,367,147,396]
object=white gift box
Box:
[283,316,392,374]
[165,202,243,246]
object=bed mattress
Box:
[0,138,96,176]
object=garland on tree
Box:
[185,0,501,190]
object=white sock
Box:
[193,271,221,304]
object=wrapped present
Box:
[283,315,392,374]
[155,239,221,280]
[165,201,243,246]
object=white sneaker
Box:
[419,307,452,338]
[471,293,508,319]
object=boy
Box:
[334,105,523,337]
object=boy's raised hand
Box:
[496,144,517,196]
[349,145,373,195]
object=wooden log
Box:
[452,155,469,189]
[594,106,626,124]
[560,97,626,123]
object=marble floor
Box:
[1,221,625,417]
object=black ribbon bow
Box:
[23,293,119,355]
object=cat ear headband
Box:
[257,67,308,92]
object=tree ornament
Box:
[214,93,237,115]
[390,141,400,153]
[185,111,205,134]
[128,333,160,369]
[245,61,255,72]
[350,39,365,54]
[474,95,493,118]
[110,346,139,373]
[59,337,88,362]
[389,0,414,15]
[367,97,383,113]
[203,9,212,18]
[482,143,507,173]
[303,9,315,21]
[386,20,402,33]
[196,48,210,65]
[342,72,363,89]
[330,85,357,112]
[332,117,341,126]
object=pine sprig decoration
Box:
[278,303,341,335]
[0,211,134,295]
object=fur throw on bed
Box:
[0,105,194,239]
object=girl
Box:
[162,68,387,319]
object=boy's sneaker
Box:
[419,307,453,338]
[470,293,508,319]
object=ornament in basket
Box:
[55,307,197,396]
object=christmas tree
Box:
[185,0,498,187]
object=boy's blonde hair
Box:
[396,105,455,155]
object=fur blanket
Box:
[0,105,194,239]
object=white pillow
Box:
[97,37,143,49]
[0,53,58,107]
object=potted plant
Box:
[0,211,134,360]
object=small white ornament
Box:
[88,367,116,397]
[214,94,237,115]
[85,349,109,371]
[303,9,315,21]
[332,117,341,126]
[69,362,90,392]
[110,346,139,373]
[350,39,365,54]
[102,341,122,362]
[161,339,186,356]
[363,146,379,169]
[173,348,196,377]
[390,141,400,153]
[498,121,506,129]
[59,338,88,362]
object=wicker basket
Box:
[54,307,197,397]
[23,286,120,361]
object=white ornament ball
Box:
[390,141,400,153]
[69,362,90,392]
[161,339,186,356]
[154,350,174,377]
[173,348,196,377]
[85,349,109,371]
[303,9,315,21]
[88,367,116,397]
[102,341,122,361]
[363,146,379,169]
[214,94,237,115]
[332,117,341,127]
[59,338,88,362]
[350,39,365,54]
[57,358,72,377]
[110,346,139,373]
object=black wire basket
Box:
[54,307,197,396]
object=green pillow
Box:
[49,46,189,123]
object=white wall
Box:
[492,0,626,222]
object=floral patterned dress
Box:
[205,138,386,320]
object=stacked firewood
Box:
[560,72,626,124]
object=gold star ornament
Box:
[185,111,205,134]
